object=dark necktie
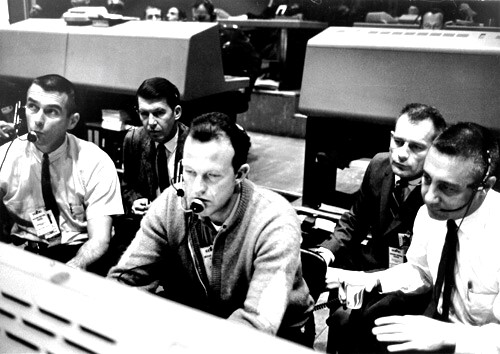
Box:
[42,153,59,223]
[389,179,408,219]
[156,144,170,192]
[433,219,459,321]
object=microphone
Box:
[171,180,205,213]
[27,131,37,142]
[190,199,205,213]
[439,202,470,213]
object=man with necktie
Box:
[0,74,123,270]
[121,77,189,217]
[330,122,500,353]
[318,103,446,353]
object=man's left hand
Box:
[373,315,456,352]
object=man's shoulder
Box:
[246,181,296,214]
[124,126,147,142]
[67,134,114,164]
[369,152,391,167]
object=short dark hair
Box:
[136,77,181,109]
[144,5,162,20]
[400,103,446,140]
[192,0,215,21]
[189,112,251,172]
[432,122,499,185]
[31,74,77,115]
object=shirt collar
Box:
[395,174,421,191]
[30,134,68,162]
[154,126,179,154]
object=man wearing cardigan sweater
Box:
[108,112,314,345]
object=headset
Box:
[171,159,205,214]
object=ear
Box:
[68,112,80,130]
[236,163,250,183]
[173,105,182,121]
[483,176,497,192]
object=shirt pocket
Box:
[467,291,496,324]
[69,204,86,223]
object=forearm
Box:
[107,203,169,290]
[66,236,109,269]
[67,215,112,269]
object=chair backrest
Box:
[300,248,327,302]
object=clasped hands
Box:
[131,198,150,216]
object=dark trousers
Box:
[277,312,316,349]
[327,290,431,354]
[24,242,81,263]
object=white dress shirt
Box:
[379,190,500,353]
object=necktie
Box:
[156,144,170,192]
[389,179,408,219]
[433,219,458,321]
[42,153,59,223]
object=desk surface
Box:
[219,18,328,30]
[446,25,500,32]
[353,22,420,29]
[0,243,313,354]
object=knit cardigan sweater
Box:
[108,179,313,334]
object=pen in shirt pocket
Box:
[467,280,473,301]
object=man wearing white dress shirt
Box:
[328,122,500,353]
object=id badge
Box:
[30,208,60,240]
[388,247,405,268]
[200,245,213,279]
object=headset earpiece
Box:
[477,149,492,191]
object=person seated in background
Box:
[144,5,162,21]
[422,8,445,29]
[408,5,419,16]
[108,112,314,346]
[121,77,188,219]
[107,0,124,15]
[165,6,186,21]
[191,0,216,22]
[445,2,478,27]
[112,77,189,271]
[328,122,500,353]
[318,103,446,353]
[0,74,123,271]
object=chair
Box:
[300,248,328,348]
[301,248,327,303]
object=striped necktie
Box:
[389,179,408,219]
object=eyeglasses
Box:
[136,109,168,120]
[24,102,62,119]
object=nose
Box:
[395,143,410,162]
[423,182,439,206]
[31,110,45,129]
[191,175,207,196]
[148,115,157,128]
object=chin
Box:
[426,208,448,221]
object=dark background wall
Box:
[8,0,500,25]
